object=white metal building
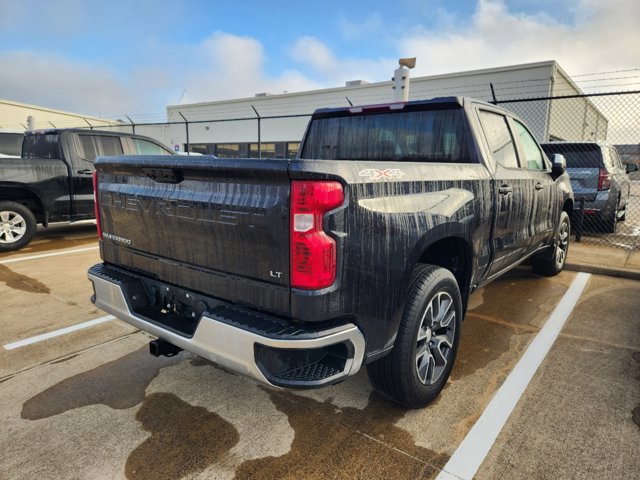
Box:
[161,60,608,157]
[0,99,123,132]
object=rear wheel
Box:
[602,209,617,233]
[532,211,570,276]
[0,201,37,252]
[367,265,462,408]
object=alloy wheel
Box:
[0,210,27,244]
[415,291,457,385]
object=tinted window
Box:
[540,143,603,168]
[0,133,24,156]
[132,138,171,155]
[301,108,475,163]
[479,111,518,168]
[22,133,60,159]
[98,136,123,157]
[514,120,545,170]
[78,135,97,161]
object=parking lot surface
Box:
[1,227,639,479]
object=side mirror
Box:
[551,153,566,175]
[625,163,639,174]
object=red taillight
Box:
[290,181,344,290]
[92,171,103,239]
[597,168,611,191]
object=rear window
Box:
[22,133,60,159]
[541,143,603,168]
[0,133,24,156]
[301,108,475,163]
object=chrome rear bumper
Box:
[88,265,365,388]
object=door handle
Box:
[534,182,544,191]
[498,185,513,195]
[76,169,93,175]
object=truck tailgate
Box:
[94,155,291,315]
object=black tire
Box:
[0,201,37,252]
[532,211,570,276]
[602,209,617,233]
[367,264,462,408]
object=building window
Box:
[215,144,242,157]
[188,144,209,154]
[249,143,276,158]
[287,142,300,158]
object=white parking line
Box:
[0,246,99,265]
[3,315,115,350]
[436,272,591,480]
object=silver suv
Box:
[541,141,635,233]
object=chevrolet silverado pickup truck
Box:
[88,97,573,408]
[0,129,174,251]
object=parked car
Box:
[541,141,637,232]
[89,97,573,408]
[0,129,174,251]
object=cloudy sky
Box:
[1,0,639,120]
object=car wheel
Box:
[619,206,626,222]
[0,201,37,252]
[367,264,462,408]
[532,211,570,276]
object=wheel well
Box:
[0,188,45,223]
[417,237,472,312]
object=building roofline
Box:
[0,98,122,124]
[167,60,559,111]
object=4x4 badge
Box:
[359,168,405,180]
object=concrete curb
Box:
[565,262,640,281]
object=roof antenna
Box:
[345,96,353,107]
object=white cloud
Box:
[289,36,393,85]
[0,51,141,117]
[179,32,322,105]
[398,0,640,81]
[337,13,384,40]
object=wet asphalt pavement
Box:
[0,224,638,479]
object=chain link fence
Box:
[496,91,640,250]
[75,89,640,250]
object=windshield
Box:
[301,108,475,163]
[541,143,603,168]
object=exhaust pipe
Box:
[149,338,183,357]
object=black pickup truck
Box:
[0,129,173,251]
[88,97,573,408]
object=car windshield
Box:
[541,143,602,168]
[301,108,475,163]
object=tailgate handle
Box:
[143,168,183,184]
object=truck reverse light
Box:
[92,171,103,240]
[290,181,344,290]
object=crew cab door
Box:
[68,133,124,219]
[510,119,555,251]
[477,109,535,277]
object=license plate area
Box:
[124,277,223,338]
